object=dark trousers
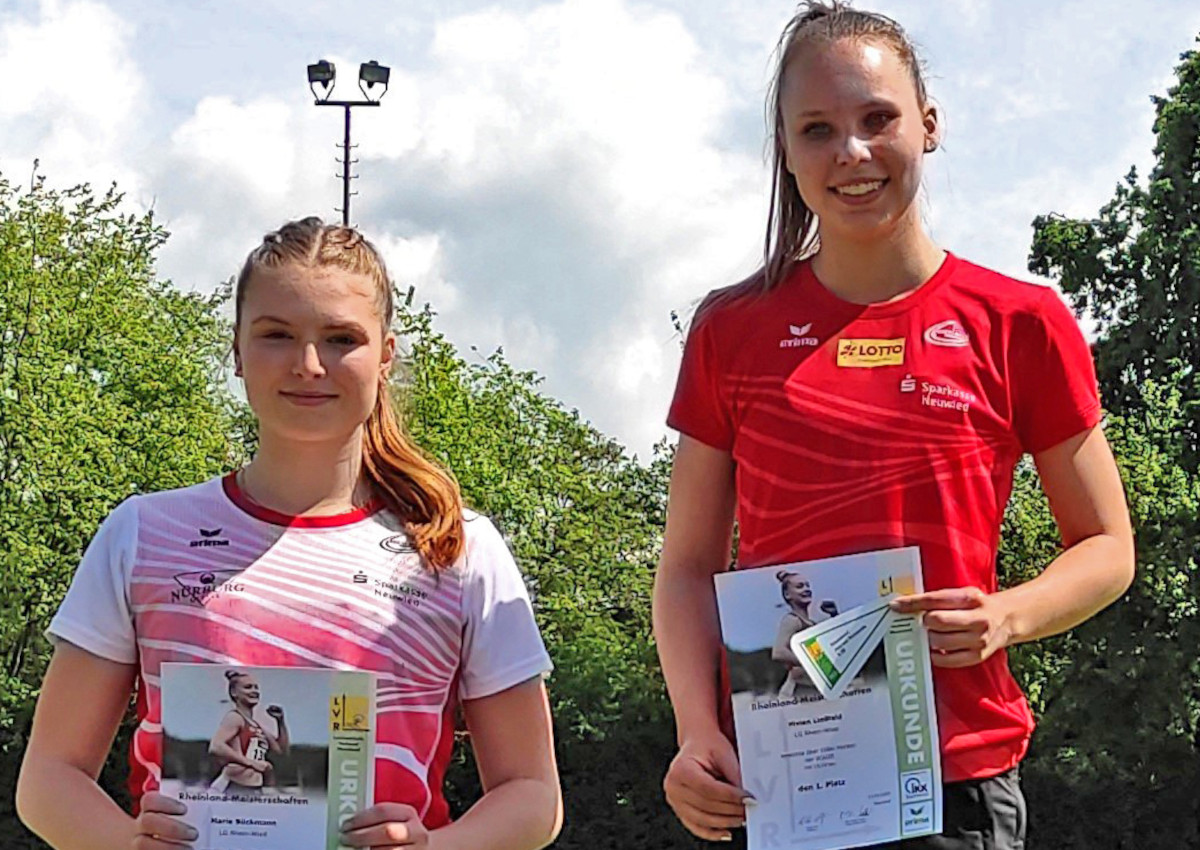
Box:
[880,768,1025,850]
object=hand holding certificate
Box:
[715,547,942,850]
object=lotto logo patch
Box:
[837,338,905,367]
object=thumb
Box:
[708,736,745,791]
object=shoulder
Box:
[943,255,1066,321]
[459,510,511,567]
[125,476,229,523]
[690,268,774,334]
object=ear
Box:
[922,103,941,154]
[232,338,243,378]
[380,332,396,378]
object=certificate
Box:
[715,547,941,850]
[160,663,376,850]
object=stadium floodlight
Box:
[358,60,390,102]
[307,60,336,102]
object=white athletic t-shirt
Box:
[49,473,552,827]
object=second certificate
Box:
[715,547,941,850]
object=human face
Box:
[779,37,937,246]
[234,264,394,448]
[783,576,813,607]
[232,675,261,707]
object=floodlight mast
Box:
[306,59,389,226]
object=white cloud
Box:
[4,0,1199,459]
[0,0,144,191]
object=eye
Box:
[864,111,896,133]
[801,122,831,139]
[328,334,361,346]
[261,330,290,339]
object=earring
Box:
[924,139,938,153]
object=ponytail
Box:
[362,381,465,570]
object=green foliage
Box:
[1030,40,1200,455]
[0,170,242,846]
[394,304,697,846]
[1022,35,1200,847]
[1000,384,1200,848]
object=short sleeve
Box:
[1011,288,1102,455]
[47,497,139,664]
[459,516,552,700]
[667,305,734,450]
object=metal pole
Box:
[342,104,352,226]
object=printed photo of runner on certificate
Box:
[160,663,375,850]
[715,547,941,850]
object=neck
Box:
[241,428,370,516]
[810,221,945,305]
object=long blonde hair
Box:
[235,217,465,570]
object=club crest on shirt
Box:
[837,338,905,367]
[170,569,246,606]
[923,320,970,348]
[379,533,416,554]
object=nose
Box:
[293,341,326,378]
[835,133,871,166]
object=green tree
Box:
[999,377,1200,848]
[394,302,692,848]
[0,170,242,846]
[1029,39,1200,458]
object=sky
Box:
[3,0,1199,460]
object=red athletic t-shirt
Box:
[667,252,1101,782]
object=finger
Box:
[140,793,188,816]
[671,796,747,829]
[340,821,419,847]
[680,814,737,843]
[922,609,988,633]
[341,803,420,832]
[890,588,984,613]
[709,738,746,791]
[668,779,747,819]
[136,812,199,844]
[928,630,987,653]
[672,761,749,808]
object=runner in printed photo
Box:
[207,670,289,795]
[652,2,1135,848]
[771,571,839,697]
[16,217,563,850]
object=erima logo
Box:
[923,319,969,348]
[189,527,230,548]
[779,323,819,348]
[837,338,905,367]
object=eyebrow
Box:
[250,316,370,333]
[794,98,900,119]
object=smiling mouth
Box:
[831,179,886,197]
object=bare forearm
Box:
[997,532,1134,645]
[431,778,561,850]
[653,566,724,742]
[17,758,135,850]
